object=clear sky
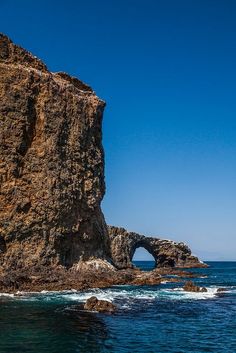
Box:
[1,0,235,261]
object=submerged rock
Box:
[84,296,116,313]
[183,281,207,293]
[217,288,228,293]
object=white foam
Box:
[56,286,221,303]
[216,286,236,293]
[165,286,219,300]
[0,292,15,298]
[62,288,157,303]
[1,285,234,304]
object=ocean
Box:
[0,261,235,353]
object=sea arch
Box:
[108,226,202,270]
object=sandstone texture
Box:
[0,34,109,269]
[108,226,206,269]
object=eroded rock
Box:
[84,296,116,313]
[0,34,109,269]
[108,226,206,269]
[183,281,207,292]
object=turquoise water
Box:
[0,262,236,352]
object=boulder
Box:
[84,296,116,313]
[183,281,207,292]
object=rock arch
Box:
[131,240,157,266]
[108,226,204,269]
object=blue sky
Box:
[1,0,235,260]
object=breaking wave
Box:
[1,284,235,309]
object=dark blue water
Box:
[0,262,236,353]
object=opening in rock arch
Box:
[132,247,156,271]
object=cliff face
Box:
[0,34,109,269]
[0,34,205,277]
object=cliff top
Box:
[0,33,94,93]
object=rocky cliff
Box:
[0,34,109,269]
[0,34,205,279]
